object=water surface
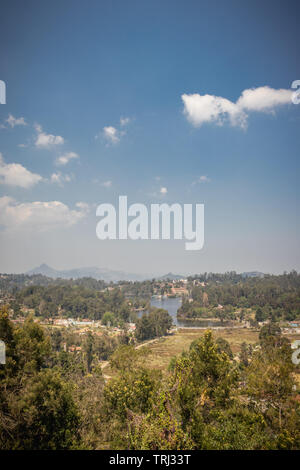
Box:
[150,297,233,328]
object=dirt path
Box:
[135,337,160,349]
[100,336,162,374]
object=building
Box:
[171,287,189,296]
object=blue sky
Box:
[0,0,299,275]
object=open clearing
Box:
[142,328,300,372]
[102,328,300,378]
[142,328,259,371]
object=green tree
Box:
[240,342,249,367]
[246,332,295,433]
[136,308,172,341]
[0,308,81,449]
[101,311,116,326]
[216,337,233,359]
[83,332,94,373]
[9,370,80,450]
[255,307,265,323]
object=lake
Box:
[150,297,183,326]
[150,297,233,328]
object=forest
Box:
[0,304,299,450]
[178,271,300,322]
[0,272,300,449]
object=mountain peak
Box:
[27,264,151,282]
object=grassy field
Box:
[102,327,300,380]
[142,328,300,372]
[142,328,259,371]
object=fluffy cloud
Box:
[182,86,292,129]
[97,117,131,145]
[0,196,89,231]
[50,172,72,186]
[237,87,292,111]
[75,201,90,212]
[55,151,79,166]
[120,116,131,127]
[102,126,121,144]
[0,153,43,188]
[182,93,246,128]
[34,123,64,148]
[6,114,27,128]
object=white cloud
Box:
[237,86,292,111]
[75,201,90,212]
[100,180,112,188]
[98,117,131,144]
[193,175,211,184]
[34,123,42,133]
[34,123,64,148]
[50,172,72,186]
[0,196,88,232]
[6,114,27,128]
[0,153,43,188]
[55,151,79,166]
[102,126,120,144]
[120,117,131,127]
[182,86,292,129]
[160,187,168,194]
[182,93,246,128]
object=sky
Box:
[0,0,299,276]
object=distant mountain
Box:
[27,264,59,278]
[156,272,184,281]
[241,271,265,278]
[27,264,187,283]
[27,264,150,282]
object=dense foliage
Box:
[0,307,80,449]
[1,271,300,450]
[13,284,130,322]
[135,308,173,341]
[178,271,300,321]
[0,273,106,293]
[1,304,299,450]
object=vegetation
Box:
[0,271,300,449]
[0,307,80,449]
[135,308,173,341]
[178,271,300,322]
[1,304,299,449]
[112,329,300,450]
[12,284,131,322]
